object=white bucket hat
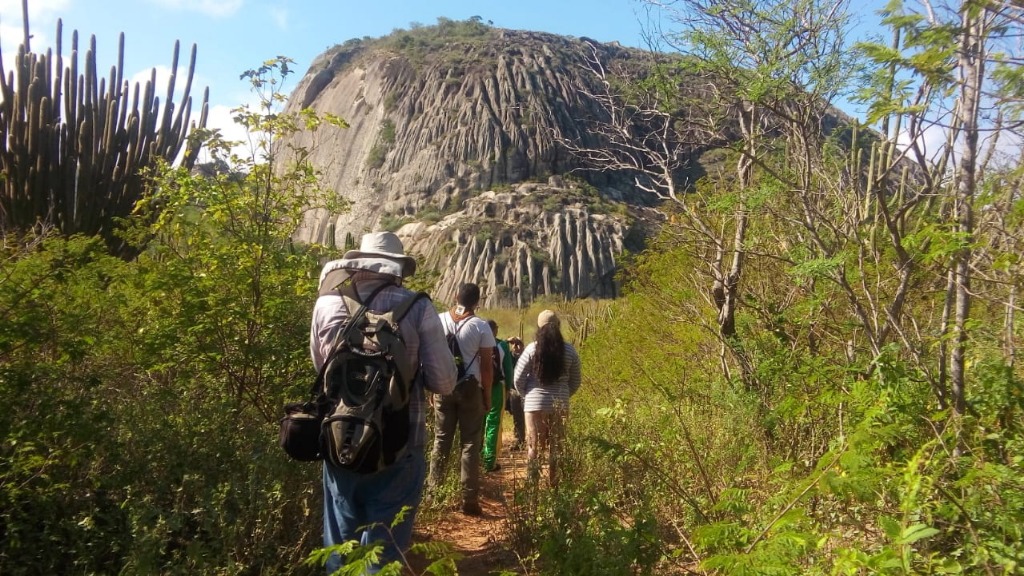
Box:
[318,231,418,295]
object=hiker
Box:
[505,336,526,451]
[428,283,495,516]
[513,310,582,486]
[311,231,457,573]
[482,319,516,472]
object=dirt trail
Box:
[410,435,530,575]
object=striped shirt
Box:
[513,341,582,412]
[310,274,457,450]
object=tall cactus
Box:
[0,19,208,256]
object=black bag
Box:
[279,400,325,461]
[279,283,406,463]
[320,286,428,473]
[446,315,478,384]
[280,322,358,462]
[278,310,370,462]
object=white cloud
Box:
[0,0,67,68]
[0,22,20,42]
[194,101,264,165]
[270,7,289,30]
[148,0,244,18]
[1,22,23,69]
[0,0,69,22]
[897,121,951,167]
[206,103,248,143]
[1,4,62,95]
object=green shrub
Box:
[366,143,387,170]
[380,119,396,144]
[417,208,443,224]
[0,57,344,576]
[379,213,412,232]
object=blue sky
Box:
[1,0,657,142]
[2,0,907,154]
[3,1,1008,184]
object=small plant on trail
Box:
[306,507,461,575]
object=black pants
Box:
[507,389,526,446]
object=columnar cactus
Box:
[0,19,208,255]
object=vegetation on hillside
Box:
[320,16,495,75]
[515,0,1024,573]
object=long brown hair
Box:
[534,323,565,384]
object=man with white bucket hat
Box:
[310,231,456,573]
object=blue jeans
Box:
[322,450,426,574]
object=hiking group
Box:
[307,231,582,573]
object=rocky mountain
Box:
[284,19,675,306]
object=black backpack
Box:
[492,344,504,387]
[319,284,428,473]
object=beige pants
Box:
[524,407,567,485]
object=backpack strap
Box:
[306,298,371,401]
[392,291,430,323]
[463,350,479,373]
[385,291,430,390]
[449,315,480,374]
[307,281,397,401]
[338,285,427,326]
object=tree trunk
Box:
[950,6,986,416]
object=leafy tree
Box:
[0,57,349,574]
[130,57,348,416]
[566,0,858,391]
[536,0,1024,574]
[854,0,1024,415]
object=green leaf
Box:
[898,523,939,545]
[789,256,844,280]
[879,516,901,539]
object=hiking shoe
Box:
[485,463,502,473]
[461,501,483,516]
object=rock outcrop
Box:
[399,177,660,308]
[283,21,670,304]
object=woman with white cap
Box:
[512,309,582,486]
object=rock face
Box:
[400,177,659,308]
[283,21,667,305]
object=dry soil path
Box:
[409,434,530,575]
